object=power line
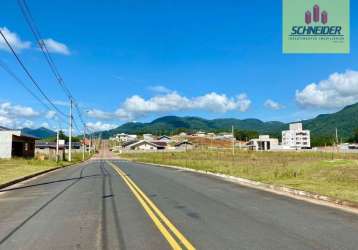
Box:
[0,59,68,126]
[0,29,67,118]
[0,59,51,111]
[17,0,73,98]
[18,0,88,132]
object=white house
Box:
[0,127,36,158]
[282,123,311,149]
[157,135,171,142]
[122,140,166,151]
[193,131,206,137]
[215,133,234,141]
[143,134,155,141]
[114,133,137,142]
[175,141,193,150]
[247,135,279,151]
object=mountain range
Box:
[93,103,358,140]
[22,103,358,140]
[21,127,56,139]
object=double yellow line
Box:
[106,161,196,250]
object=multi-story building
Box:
[282,123,311,149]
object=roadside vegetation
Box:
[121,149,358,203]
[0,152,92,185]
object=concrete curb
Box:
[125,159,358,215]
[0,158,91,190]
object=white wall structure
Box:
[247,135,279,151]
[0,131,14,158]
[143,134,155,141]
[157,135,171,142]
[0,129,36,158]
[282,123,311,149]
[113,133,137,142]
[124,140,163,150]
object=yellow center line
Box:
[107,161,182,249]
[107,161,196,250]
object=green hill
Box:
[21,127,56,139]
[94,103,358,140]
[303,103,358,139]
[94,116,287,138]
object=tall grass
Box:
[0,152,93,185]
[122,149,358,203]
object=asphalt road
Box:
[0,158,358,250]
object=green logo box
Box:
[283,0,350,54]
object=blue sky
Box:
[0,0,357,132]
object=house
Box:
[0,127,37,159]
[193,131,206,137]
[179,132,187,137]
[157,135,171,142]
[247,135,279,151]
[118,133,137,142]
[151,141,167,149]
[282,123,311,149]
[121,140,139,150]
[123,140,166,151]
[214,133,234,141]
[111,133,137,142]
[35,141,65,160]
[143,134,155,141]
[175,141,193,150]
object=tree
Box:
[311,136,334,147]
[234,130,259,141]
[59,130,66,140]
[347,128,358,143]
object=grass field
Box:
[0,153,92,186]
[121,149,358,203]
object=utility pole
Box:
[335,128,339,153]
[69,99,72,162]
[82,127,86,161]
[56,129,59,163]
[232,125,235,156]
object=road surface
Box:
[0,155,358,249]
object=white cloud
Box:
[148,85,172,93]
[114,91,251,121]
[0,102,44,129]
[264,99,285,110]
[87,109,113,120]
[46,110,57,119]
[86,122,117,132]
[0,27,31,52]
[0,102,39,118]
[41,122,49,128]
[21,120,34,129]
[296,70,358,109]
[40,38,70,55]
[0,116,14,128]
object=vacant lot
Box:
[0,153,91,185]
[121,149,358,203]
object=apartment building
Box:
[282,123,311,149]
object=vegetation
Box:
[22,127,56,139]
[311,136,335,147]
[0,152,92,185]
[92,103,358,145]
[121,149,358,203]
[40,130,81,142]
[234,130,259,141]
[347,128,358,143]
